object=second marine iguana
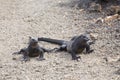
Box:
[13,37,51,61]
[38,35,94,61]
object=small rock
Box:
[89,33,98,41]
[4,74,9,76]
[35,70,40,72]
[115,34,120,39]
[116,28,120,33]
[103,56,120,62]
[53,60,61,65]
[107,5,120,15]
[103,57,108,62]
[104,14,119,22]
[65,65,72,68]
[95,18,104,24]
[118,58,120,61]
[96,14,119,23]
[0,66,3,68]
[115,69,120,75]
[89,2,102,12]
[12,57,17,60]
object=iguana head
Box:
[29,37,38,47]
[76,35,89,45]
[79,35,89,42]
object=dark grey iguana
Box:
[13,37,51,61]
[38,35,94,61]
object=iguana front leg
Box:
[37,49,45,61]
[12,48,26,55]
[21,51,30,62]
[71,51,81,61]
[86,44,94,54]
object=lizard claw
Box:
[72,56,81,61]
[21,57,30,62]
[37,58,45,61]
[21,58,30,62]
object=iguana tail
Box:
[38,37,64,45]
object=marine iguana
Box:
[13,37,51,61]
[38,35,94,61]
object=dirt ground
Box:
[0,0,119,80]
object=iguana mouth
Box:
[84,38,89,41]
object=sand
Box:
[0,0,119,80]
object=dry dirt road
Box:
[0,0,119,80]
